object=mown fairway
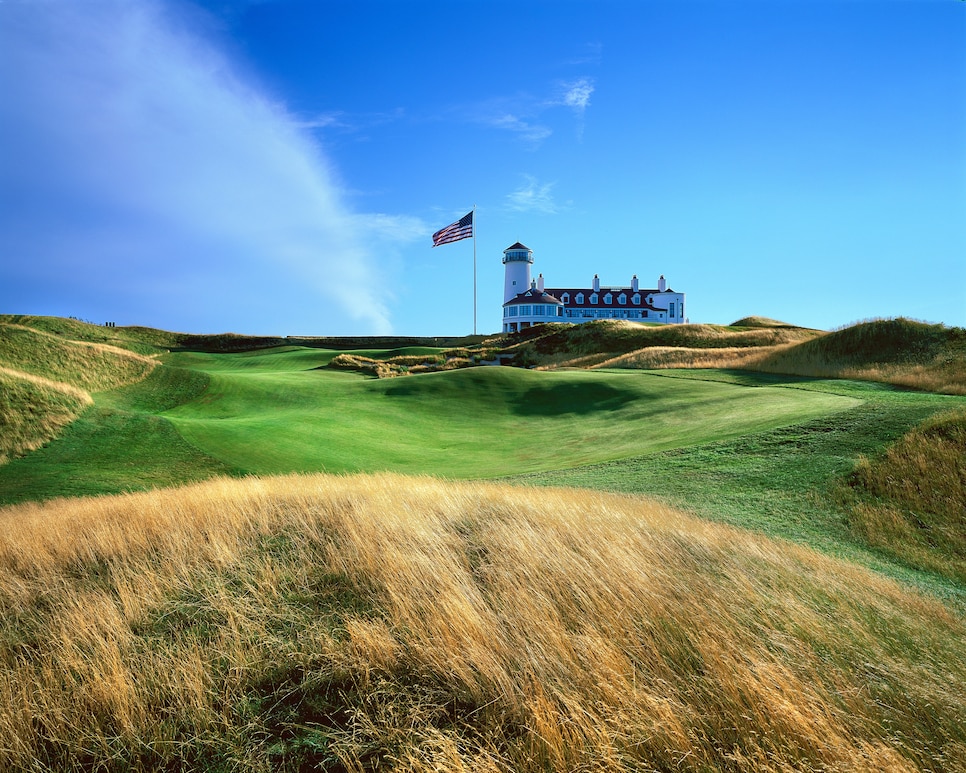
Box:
[0,345,859,502]
[161,348,859,477]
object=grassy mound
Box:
[597,318,966,395]
[0,321,158,465]
[1,474,964,772]
[843,407,966,582]
[753,318,966,393]
[502,319,820,369]
[327,350,473,378]
[730,316,796,327]
[0,315,182,356]
[0,368,92,463]
[0,323,156,392]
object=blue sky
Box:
[1,0,963,336]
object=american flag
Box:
[432,210,473,247]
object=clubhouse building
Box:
[501,242,686,333]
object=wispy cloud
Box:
[555,77,595,139]
[488,114,553,146]
[473,77,596,147]
[560,78,595,114]
[567,42,603,67]
[507,175,559,214]
[0,0,413,334]
[295,107,406,136]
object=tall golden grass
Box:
[329,352,475,377]
[844,408,966,583]
[0,323,156,392]
[0,322,158,465]
[1,474,964,771]
[597,322,966,395]
[509,320,822,370]
[0,368,93,464]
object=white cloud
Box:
[555,77,594,140]
[488,113,553,146]
[0,0,413,334]
[507,175,558,214]
[561,78,595,114]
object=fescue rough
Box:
[843,407,966,582]
[1,473,964,772]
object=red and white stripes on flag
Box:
[432,211,473,246]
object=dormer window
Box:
[576,292,584,304]
[604,293,612,304]
[632,293,641,305]
[561,292,570,304]
[590,293,598,304]
[618,293,626,305]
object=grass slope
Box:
[591,318,966,395]
[502,318,820,369]
[0,346,856,503]
[843,407,966,583]
[1,474,964,772]
[0,368,92,464]
[512,371,966,603]
[0,321,158,465]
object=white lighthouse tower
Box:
[503,242,534,303]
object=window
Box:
[520,305,531,316]
[618,294,626,305]
[508,306,518,317]
[590,293,598,304]
[561,292,570,304]
[604,293,612,304]
[669,302,675,317]
[576,293,584,304]
[632,294,640,305]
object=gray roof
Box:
[503,287,564,306]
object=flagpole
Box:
[472,204,477,336]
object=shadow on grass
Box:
[513,382,637,416]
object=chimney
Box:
[631,274,639,292]
[593,274,600,292]
[658,275,667,292]
[537,273,545,292]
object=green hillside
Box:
[0,345,855,501]
[0,320,157,463]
